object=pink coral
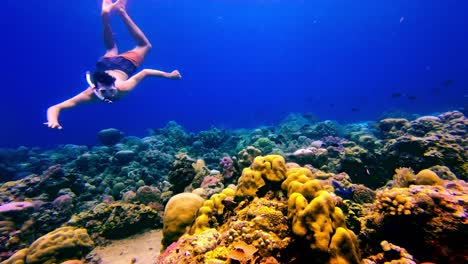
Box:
[201,176,220,188]
[0,201,35,213]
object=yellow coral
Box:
[284,164,360,263]
[251,155,287,182]
[162,192,205,247]
[375,190,413,216]
[235,155,288,199]
[281,167,315,191]
[304,191,339,251]
[236,168,265,198]
[287,179,323,200]
[415,169,443,186]
[25,227,94,264]
[329,227,361,264]
[288,192,308,236]
[251,205,285,231]
[192,188,236,233]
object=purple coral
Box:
[220,156,236,179]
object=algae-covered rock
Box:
[97,128,124,146]
[67,202,162,240]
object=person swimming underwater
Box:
[44,0,182,129]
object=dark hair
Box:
[92,71,116,86]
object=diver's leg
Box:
[102,0,119,57]
[117,4,152,59]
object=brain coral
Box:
[162,192,205,248]
[24,226,93,264]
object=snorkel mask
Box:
[86,71,117,104]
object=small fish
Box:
[365,166,370,175]
[442,79,454,87]
[391,92,402,98]
[399,16,405,23]
[407,95,417,101]
[351,108,360,112]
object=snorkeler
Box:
[44,0,182,129]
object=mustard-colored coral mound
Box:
[162,192,205,247]
[192,188,235,234]
[329,227,361,264]
[25,227,94,264]
[251,155,287,182]
[281,167,315,191]
[415,169,443,186]
[236,168,265,198]
[289,190,347,251]
[236,155,287,198]
[284,165,360,263]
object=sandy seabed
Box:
[90,229,163,264]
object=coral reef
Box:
[360,180,467,263]
[378,111,467,180]
[159,156,361,264]
[0,111,465,263]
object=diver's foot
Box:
[116,0,127,14]
[102,0,120,15]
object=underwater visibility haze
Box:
[0,0,467,147]
[0,1,467,264]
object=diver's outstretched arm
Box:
[44,88,96,129]
[118,69,182,92]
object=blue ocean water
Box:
[1,0,467,148]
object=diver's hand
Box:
[44,121,63,130]
[45,106,63,129]
[168,70,182,80]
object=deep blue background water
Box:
[1,0,467,148]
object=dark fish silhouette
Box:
[407,95,417,101]
[391,92,402,98]
[442,79,454,87]
[351,108,360,112]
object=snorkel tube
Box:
[86,71,114,104]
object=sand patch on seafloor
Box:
[90,229,163,264]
